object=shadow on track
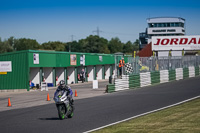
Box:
[39,117,60,121]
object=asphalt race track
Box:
[0,76,200,133]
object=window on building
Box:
[175,23,179,27]
[171,23,174,27]
[149,23,153,27]
[167,23,170,27]
[181,23,184,28]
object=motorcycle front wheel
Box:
[58,104,66,120]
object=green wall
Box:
[28,50,115,67]
[0,51,29,90]
[29,51,70,67]
[0,50,129,90]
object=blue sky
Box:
[0,0,200,44]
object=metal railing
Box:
[115,56,200,76]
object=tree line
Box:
[0,35,139,54]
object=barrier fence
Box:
[107,56,200,93]
[117,56,200,75]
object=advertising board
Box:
[80,55,85,66]
[33,53,39,64]
[70,54,77,65]
[0,61,12,72]
[152,35,200,51]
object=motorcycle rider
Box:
[54,80,74,105]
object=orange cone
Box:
[74,90,78,97]
[8,98,11,107]
[47,93,50,101]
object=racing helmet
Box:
[59,80,65,89]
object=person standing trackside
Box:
[118,58,125,77]
[121,58,125,75]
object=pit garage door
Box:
[68,67,75,84]
[43,67,53,83]
[105,65,110,79]
[96,65,102,80]
[29,67,40,85]
[56,68,64,86]
[87,66,94,81]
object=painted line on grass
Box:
[84,95,200,133]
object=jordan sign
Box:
[152,36,200,51]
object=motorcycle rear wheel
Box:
[68,106,74,118]
[58,105,66,120]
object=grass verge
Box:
[93,98,200,133]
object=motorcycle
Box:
[80,73,85,83]
[78,72,85,83]
[54,90,74,120]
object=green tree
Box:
[123,41,133,53]
[79,35,110,54]
[133,39,139,51]
[108,37,123,53]
[66,41,83,52]
[0,37,14,53]
[7,36,15,47]
[14,38,40,51]
[41,41,66,51]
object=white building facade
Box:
[147,17,185,43]
[139,17,186,50]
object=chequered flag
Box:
[125,63,133,74]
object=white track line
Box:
[84,95,200,133]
